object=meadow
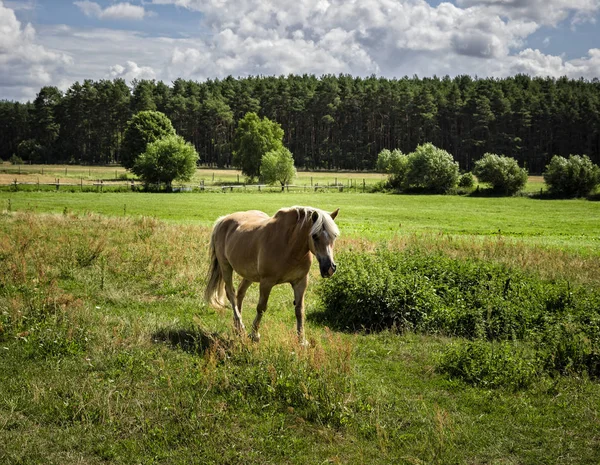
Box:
[1,190,600,464]
[0,163,387,190]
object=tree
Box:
[133,135,198,190]
[261,147,297,190]
[32,86,62,161]
[473,153,528,195]
[232,112,284,181]
[543,154,600,197]
[405,143,459,193]
[121,111,176,169]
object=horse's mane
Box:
[282,206,340,238]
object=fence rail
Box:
[0,179,369,193]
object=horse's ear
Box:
[330,208,339,220]
[311,210,319,223]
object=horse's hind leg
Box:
[221,264,246,334]
[236,278,252,314]
[251,281,273,343]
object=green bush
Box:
[437,340,539,390]
[133,134,198,190]
[543,154,600,197]
[537,317,600,378]
[260,146,296,190]
[458,172,475,188]
[473,153,528,195]
[121,110,176,170]
[404,143,459,193]
[317,250,600,339]
[9,154,24,165]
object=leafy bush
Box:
[317,250,600,340]
[404,143,459,193]
[121,110,176,170]
[233,112,284,182]
[543,154,600,197]
[16,139,43,163]
[9,154,24,165]
[537,317,600,378]
[132,134,198,189]
[473,153,528,195]
[260,146,297,189]
[458,172,475,188]
[437,340,539,390]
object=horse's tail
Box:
[205,219,226,308]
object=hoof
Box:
[250,332,261,343]
[298,338,310,348]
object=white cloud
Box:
[455,0,600,26]
[74,1,151,21]
[1,0,600,101]
[109,60,156,80]
[0,1,72,100]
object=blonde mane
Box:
[284,206,340,238]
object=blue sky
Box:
[1,0,600,101]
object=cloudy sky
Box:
[1,0,600,101]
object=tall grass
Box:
[1,211,600,464]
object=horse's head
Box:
[308,208,340,278]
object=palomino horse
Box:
[205,206,340,344]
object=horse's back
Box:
[213,210,271,281]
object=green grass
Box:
[1,190,599,248]
[1,191,600,464]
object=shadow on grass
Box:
[152,324,233,357]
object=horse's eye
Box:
[312,234,319,242]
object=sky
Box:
[1,0,600,102]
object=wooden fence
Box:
[1,178,370,193]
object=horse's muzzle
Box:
[320,261,337,278]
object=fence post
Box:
[56,179,60,191]
[363,179,365,193]
[13,179,17,191]
[80,178,83,191]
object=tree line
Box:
[1,74,599,173]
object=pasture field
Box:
[1,191,600,464]
[0,163,386,189]
[0,162,547,192]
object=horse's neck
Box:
[278,211,311,258]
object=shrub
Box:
[543,154,600,197]
[9,154,24,165]
[404,143,459,193]
[437,339,540,390]
[260,146,296,190]
[537,317,600,378]
[132,135,198,190]
[317,250,600,340]
[458,172,475,188]
[16,139,43,163]
[473,153,528,195]
[121,110,176,170]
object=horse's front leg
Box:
[292,275,309,346]
[251,281,273,343]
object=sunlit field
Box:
[0,162,548,193]
[1,189,599,464]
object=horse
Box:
[205,206,340,344]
